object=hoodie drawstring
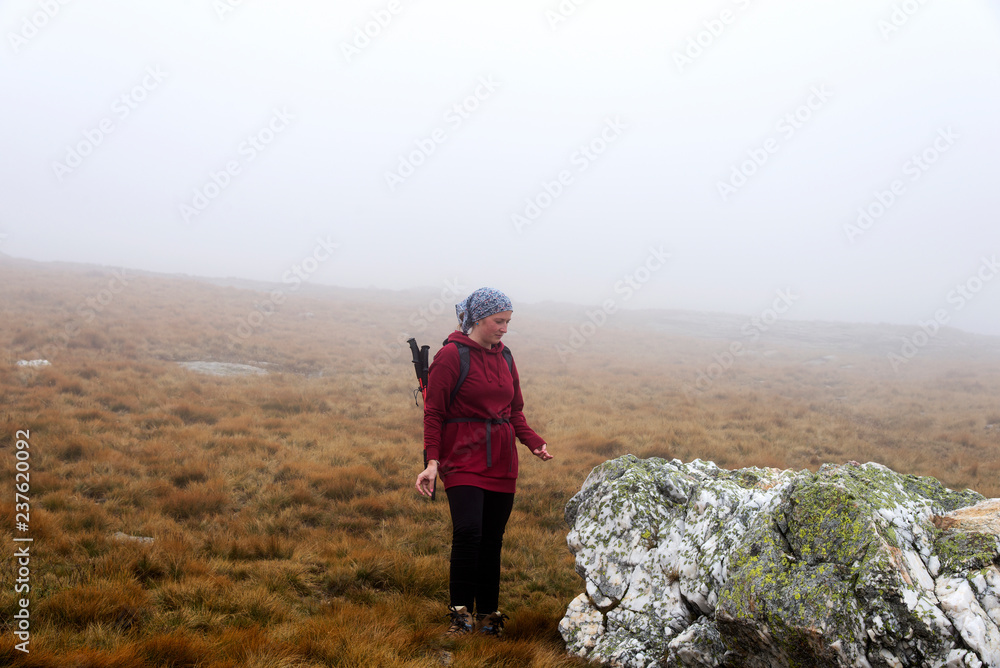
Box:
[479,346,503,386]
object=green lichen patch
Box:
[719,519,866,666]
[820,463,983,516]
[934,530,1000,575]
[785,482,874,566]
[712,463,977,667]
[897,475,984,513]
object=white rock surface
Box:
[112,531,154,544]
[16,359,51,367]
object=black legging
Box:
[445,485,515,614]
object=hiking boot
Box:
[475,611,508,637]
[445,605,474,635]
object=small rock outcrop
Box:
[560,456,1000,667]
[16,359,51,367]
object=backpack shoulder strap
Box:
[502,346,514,375]
[448,341,470,406]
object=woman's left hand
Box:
[532,444,553,461]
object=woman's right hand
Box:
[415,460,439,497]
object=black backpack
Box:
[445,339,514,406]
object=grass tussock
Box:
[37,580,152,631]
[0,257,997,666]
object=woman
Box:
[415,287,553,637]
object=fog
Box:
[2,0,999,336]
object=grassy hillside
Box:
[1,256,998,666]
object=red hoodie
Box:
[423,331,546,494]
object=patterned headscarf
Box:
[455,287,513,334]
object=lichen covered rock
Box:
[560,456,1000,667]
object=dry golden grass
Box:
[0,255,998,666]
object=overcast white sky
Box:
[2,0,999,336]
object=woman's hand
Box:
[532,444,553,461]
[415,460,439,497]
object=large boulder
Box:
[560,456,1000,667]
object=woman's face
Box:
[472,310,512,346]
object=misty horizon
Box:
[2,1,998,338]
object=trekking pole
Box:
[407,338,435,499]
